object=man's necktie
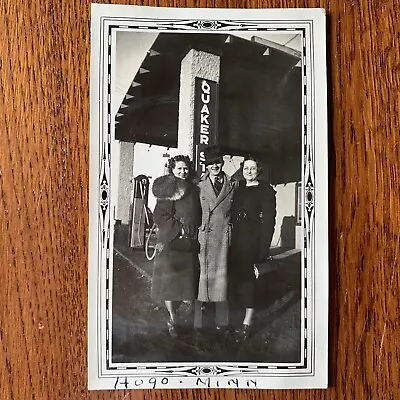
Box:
[213,176,223,196]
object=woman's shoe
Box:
[167,319,178,338]
[235,324,251,343]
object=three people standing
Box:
[150,149,276,341]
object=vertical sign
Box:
[193,78,219,173]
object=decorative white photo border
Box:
[89,4,328,390]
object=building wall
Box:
[116,142,134,224]
[272,182,298,248]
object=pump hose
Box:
[135,180,151,247]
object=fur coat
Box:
[150,175,201,301]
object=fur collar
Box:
[152,174,189,201]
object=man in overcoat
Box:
[195,147,237,332]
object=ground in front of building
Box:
[111,244,302,364]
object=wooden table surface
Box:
[1,0,399,399]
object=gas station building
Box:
[113,32,303,251]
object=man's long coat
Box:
[197,172,237,302]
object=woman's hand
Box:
[182,221,196,238]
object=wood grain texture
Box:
[0,0,399,399]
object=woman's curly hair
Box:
[167,155,195,180]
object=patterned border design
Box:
[96,16,315,379]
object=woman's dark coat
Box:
[151,175,201,301]
[229,181,276,308]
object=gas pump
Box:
[129,175,151,249]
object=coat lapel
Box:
[202,176,217,202]
[210,174,234,212]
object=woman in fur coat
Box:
[151,155,201,337]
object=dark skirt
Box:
[229,259,257,308]
[229,221,260,308]
[151,246,199,301]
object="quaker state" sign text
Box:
[194,78,219,173]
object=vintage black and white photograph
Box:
[89,4,328,390]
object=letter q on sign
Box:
[201,80,211,94]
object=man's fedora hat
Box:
[204,146,223,165]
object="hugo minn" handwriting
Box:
[114,376,258,389]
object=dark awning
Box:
[115,33,302,183]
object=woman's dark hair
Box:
[167,155,195,180]
[240,155,264,177]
